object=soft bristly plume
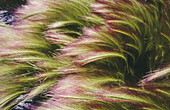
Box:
[139,65,170,85]
[0,0,169,109]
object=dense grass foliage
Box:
[0,0,169,110]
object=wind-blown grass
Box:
[0,0,169,110]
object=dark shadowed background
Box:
[0,0,27,25]
[0,0,27,11]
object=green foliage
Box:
[0,0,169,110]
